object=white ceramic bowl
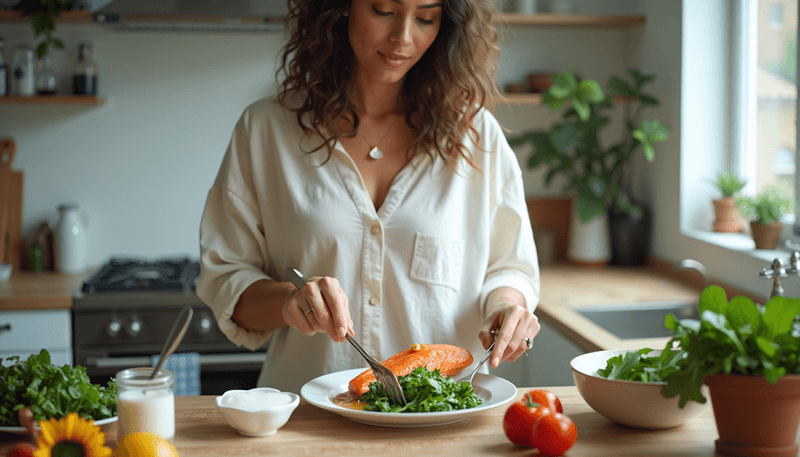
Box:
[215,388,300,437]
[570,349,709,429]
[0,263,12,282]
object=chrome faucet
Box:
[759,251,800,299]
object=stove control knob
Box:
[106,319,121,338]
[126,318,142,338]
[197,313,213,336]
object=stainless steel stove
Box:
[72,257,262,394]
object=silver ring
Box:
[304,308,314,316]
[523,338,534,350]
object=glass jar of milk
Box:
[116,367,176,441]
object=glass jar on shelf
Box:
[36,53,57,95]
[72,41,98,95]
[10,44,35,97]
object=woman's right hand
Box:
[283,276,353,343]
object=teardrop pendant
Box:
[369,146,384,160]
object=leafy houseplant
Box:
[711,171,747,233]
[507,69,668,265]
[507,69,668,223]
[16,0,87,58]
[662,285,800,457]
[737,185,792,249]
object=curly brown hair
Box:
[277,0,500,169]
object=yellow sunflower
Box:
[34,412,112,457]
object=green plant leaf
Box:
[699,285,728,315]
[608,76,636,97]
[638,94,659,106]
[548,72,578,99]
[763,296,800,337]
[577,79,604,104]
[725,295,761,335]
[542,90,568,110]
[628,68,655,88]
[572,99,590,121]
[756,336,779,358]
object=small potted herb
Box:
[711,171,746,233]
[736,185,792,249]
[662,285,800,457]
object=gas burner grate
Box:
[82,257,200,293]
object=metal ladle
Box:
[150,305,194,380]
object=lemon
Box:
[112,432,179,457]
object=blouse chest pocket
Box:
[409,233,465,290]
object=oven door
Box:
[77,351,265,395]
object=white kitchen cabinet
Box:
[0,309,72,366]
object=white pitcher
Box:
[55,203,88,274]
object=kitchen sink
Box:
[573,301,699,339]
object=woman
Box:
[197,0,540,394]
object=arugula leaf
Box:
[360,366,483,413]
[595,348,683,382]
[0,349,117,426]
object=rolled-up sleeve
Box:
[196,115,274,351]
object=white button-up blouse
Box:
[196,96,540,394]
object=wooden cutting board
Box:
[0,138,23,270]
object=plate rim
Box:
[300,368,517,427]
[0,415,118,434]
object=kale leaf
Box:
[595,347,684,382]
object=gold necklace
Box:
[362,118,399,160]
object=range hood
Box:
[93,0,288,32]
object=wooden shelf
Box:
[0,95,105,106]
[494,93,635,107]
[496,13,646,28]
[0,11,647,28]
[0,10,94,23]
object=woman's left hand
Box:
[479,302,540,368]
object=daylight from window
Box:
[756,0,797,213]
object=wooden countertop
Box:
[0,271,91,310]
[0,386,743,456]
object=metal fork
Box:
[455,340,496,385]
[287,268,407,406]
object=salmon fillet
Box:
[348,344,474,396]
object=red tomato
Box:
[531,412,578,456]
[503,394,554,447]
[6,442,37,457]
[525,389,563,414]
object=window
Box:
[735,0,797,226]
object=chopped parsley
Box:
[360,366,483,413]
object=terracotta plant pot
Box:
[750,220,782,249]
[712,197,743,233]
[705,373,800,457]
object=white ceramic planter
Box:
[568,210,611,266]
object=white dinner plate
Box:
[0,416,118,435]
[300,368,517,428]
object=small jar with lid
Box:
[72,41,98,95]
[10,44,35,97]
[116,367,176,441]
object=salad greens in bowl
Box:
[570,349,709,429]
[0,349,117,427]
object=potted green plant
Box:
[662,285,800,457]
[507,69,668,265]
[16,0,87,58]
[736,185,792,249]
[711,171,747,233]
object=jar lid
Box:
[57,203,79,211]
[115,367,174,389]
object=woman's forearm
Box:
[231,279,296,332]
